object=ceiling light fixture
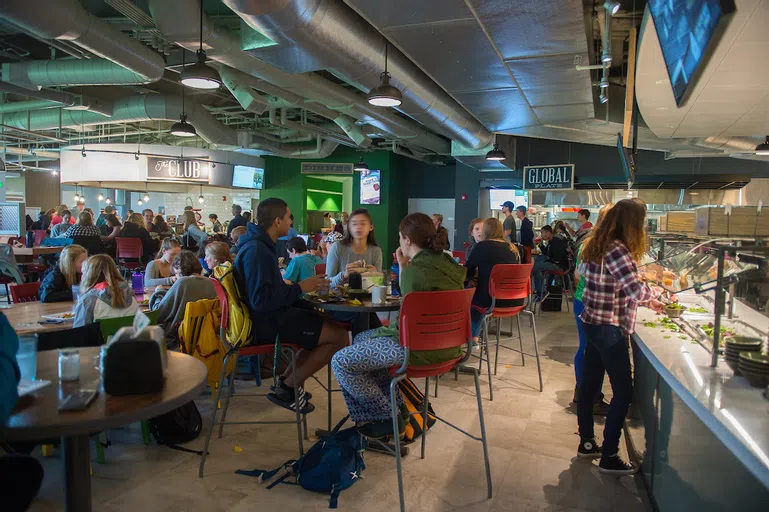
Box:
[137,199,143,206]
[179,3,221,89]
[604,1,620,15]
[755,136,769,156]
[81,147,86,158]
[52,170,58,176]
[367,41,402,107]
[143,185,150,203]
[172,50,198,137]
[485,142,506,161]
[73,183,80,203]
[599,76,609,89]
[353,157,369,171]
[97,181,104,202]
[198,184,205,204]
[105,197,112,205]
[599,90,609,104]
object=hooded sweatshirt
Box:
[235,223,302,320]
[371,249,467,365]
[40,266,73,303]
[73,281,139,327]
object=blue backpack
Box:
[236,416,366,509]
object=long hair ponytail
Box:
[80,254,128,309]
[399,213,445,252]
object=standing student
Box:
[235,198,348,413]
[227,204,247,236]
[182,210,208,250]
[73,255,139,326]
[326,209,383,288]
[144,239,182,287]
[431,213,451,251]
[516,206,534,263]
[576,199,664,475]
[566,209,593,238]
[501,201,516,243]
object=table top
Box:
[12,246,64,257]
[0,348,207,441]
[302,295,402,313]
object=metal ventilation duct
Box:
[1,0,165,82]
[223,0,492,150]
[2,59,158,88]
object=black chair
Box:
[36,323,104,352]
[71,235,104,256]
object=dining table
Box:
[0,348,207,512]
[301,294,402,331]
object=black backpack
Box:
[148,401,204,454]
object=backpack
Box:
[236,416,366,509]
[212,262,252,347]
[148,401,204,454]
[177,297,236,390]
[399,377,437,443]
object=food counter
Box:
[628,291,769,511]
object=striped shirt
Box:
[579,240,659,335]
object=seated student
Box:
[40,245,88,303]
[532,225,569,301]
[151,251,216,342]
[466,217,484,258]
[50,210,74,238]
[283,237,324,284]
[0,313,45,511]
[143,209,159,236]
[73,255,139,327]
[331,213,466,438]
[203,240,231,272]
[464,218,521,339]
[235,198,348,414]
[325,209,382,288]
[144,239,181,287]
[120,213,158,262]
[154,214,173,237]
[229,225,248,259]
[99,214,122,242]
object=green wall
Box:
[304,176,343,212]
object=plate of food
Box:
[41,312,75,322]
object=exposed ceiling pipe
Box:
[690,136,765,153]
[246,132,339,158]
[1,0,165,82]
[2,59,160,88]
[0,146,59,159]
[218,67,268,114]
[223,0,492,150]
[0,81,76,107]
[0,100,60,114]
[147,0,448,154]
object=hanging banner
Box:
[523,164,574,191]
[147,157,210,183]
[360,169,381,205]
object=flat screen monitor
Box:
[232,165,264,189]
[489,189,528,211]
[359,169,381,205]
[647,0,736,106]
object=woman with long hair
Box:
[144,238,181,287]
[331,213,466,439]
[182,210,208,250]
[100,214,122,242]
[466,217,484,258]
[73,254,139,326]
[326,208,382,288]
[431,213,450,251]
[576,199,664,475]
[40,245,87,302]
[465,218,521,339]
[203,241,231,270]
[154,214,172,236]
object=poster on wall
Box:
[360,169,381,205]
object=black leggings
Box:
[0,454,44,511]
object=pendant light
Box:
[755,136,769,156]
[353,157,369,171]
[137,198,143,206]
[73,183,80,203]
[171,51,198,137]
[179,3,221,90]
[143,184,150,203]
[105,197,112,205]
[198,184,205,204]
[367,42,402,107]
[485,143,506,161]
[97,182,104,202]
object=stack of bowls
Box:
[738,352,769,388]
[723,336,764,375]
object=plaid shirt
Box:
[64,225,102,238]
[579,241,659,335]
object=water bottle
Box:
[25,231,35,248]
[131,272,144,295]
[390,261,400,297]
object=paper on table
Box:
[18,378,51,397]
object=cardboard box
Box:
[695,206,769,236]
[662,211,697,233]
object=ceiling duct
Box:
[222,0,492,150]
[690,136,766,154]
[0,81,76,107]
[1,0,165,82]
[218,67,269,114]
[147,0,449,155]
[0,81,112,116]
[2,59,159,88]
[0,100,60,114]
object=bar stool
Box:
[536,268,572,315]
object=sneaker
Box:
[599,454,639,475]
[270,377,312,400]
[577,438,602,459]
[592,399,610,417]
[267,385,315,415]
[358,416,405,439]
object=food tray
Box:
[41,312,75,322]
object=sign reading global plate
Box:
[147,157,210,183]
[523,164,574,191]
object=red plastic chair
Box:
[199,278,308,477]
[9,282,41,304]
[314,263,326,275]
[0,275,13,304]
[115,238,143,269]
[452,250,466,264]
[481,264,543,396]
[385,288,491,512]
[32,230,46,247]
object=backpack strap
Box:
[329,485,340,509]
[162,444,206,456]
[236,459,296,484]
[329,414,351,435]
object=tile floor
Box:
[28,309,650,511]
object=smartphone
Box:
[58,389,98,412]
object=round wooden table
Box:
[302,296,401,330]
[0,349,207,512]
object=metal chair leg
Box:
[526,311,544,392]
[493,317,501,375]
[289,350,304,457]
[422,378,430,459]
[473,369,493,499]
[478,316,486,373]
[200,351,231,477]
[327,364,333,432]
[218,359,237,439]
[485,333,494,401]
[390,376,406,512]
[434,375,439,398]
[516,315,525,366]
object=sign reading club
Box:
[147,157,210,183]
[523,164,574,191]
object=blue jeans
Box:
[573,300,604,400]
[532,257,560,297]
[577,323,633,457]
[471,307,490,338]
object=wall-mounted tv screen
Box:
[647,0,736,106]
[489,189,528,211]
[359,169,381,205]
[232,165,264,189]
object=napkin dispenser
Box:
[103,325,167,396]
[348,272,362,290]
[361,272,384,291]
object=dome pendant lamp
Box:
[353,157,369,171]
[756,136,769,156]
[171,51,198,137]
[485,142,506,161]
[179,3,221,90]
[198,184,205,204]
[368,41,402,107]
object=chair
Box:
[536,268,572,315]
[452,251,467,264]
[199,278,308,478]
[0,275,13,304]
[32,230,46,247]
[383,288,491,512]
[478,264,543,399]
[115,238,143,269]
[314,263,326,275]
[9,282,41,304]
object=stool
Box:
[536,269,572,315]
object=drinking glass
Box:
[71,285,81,303]
[17,334,38,382]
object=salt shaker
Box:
[58,349,80,381]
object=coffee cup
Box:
[372,285,387,305]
